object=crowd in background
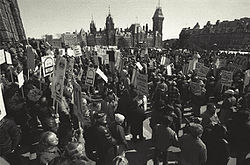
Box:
[0,40,250,165]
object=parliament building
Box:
[77,6,164,48]
[179,18,250,50]
[0,0,26,44]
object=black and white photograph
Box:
[0,0,250,164]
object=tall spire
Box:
[91,14,93,21]
[108,5,111,15]
[158,0,161,7]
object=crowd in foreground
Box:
[0,40,250,165]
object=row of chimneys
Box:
[94,24,150,33]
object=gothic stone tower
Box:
[105,10,115,46]
[152,6,164,47]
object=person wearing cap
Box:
[179,124,207,165]
[109,113,128,155]
[219,89,236,124]
[93,113,117,165]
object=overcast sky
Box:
[18,0,250,40]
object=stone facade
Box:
[179,18,250,50]
[0,0,26,43]
[85,6,164,48]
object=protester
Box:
[0,41,249,165]
[36,131,61,165]
[179,124,207,165]
[152,115,178,165]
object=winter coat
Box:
[0,118,21,156]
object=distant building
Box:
[45,34,62,48]
[179,18,250,50]
[85,5,164,48]
[61,32,78,47]
[0,0,26,44]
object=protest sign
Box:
[66,57,75,81]
[77,67,84,81]
[244,70,250,90]
[72,81,84,122]
[0,86,6,121]
[182,63,189,75]
[67,48,75,57]
[93,55,99,66]
[136,62,143,71]
[131,68,137,87]
[190,82,201,95]
[221,70,233,87]
[51,57,67,103]
[160,56,170,66]
[41,55,54,77]
[96,68,108,83]
[5,51,12,64]
[73,45,82,56]
[26,46,35,70]
[136,73,148,96]
[197,65,209,79]
[18,71,24,88]
[188,59,198,72]
[160,56,166,65]
[103,54,109,64]
[85,67,96,86]
[59,49,65,56]
[166,65,172,76]
[0,50,6,65]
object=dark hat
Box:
[93,113,105,120]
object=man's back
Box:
[179,134,207,165]
[153,124,178,152]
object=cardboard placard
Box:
[0,49,6,65]
[221,70,233,87]
[85,67,96,86]
[26,46,35,70]
[73,45,82,56]
[136,62,143,71]
[136,73,148,96]
[244,70,250,90]
[166,65,172,76]
[197,65,209,79]
[41,55,54,77]
[0,86,6,121]
[5,51,12,64]
[96,68,108,83]
[51,57,67,103]
[67,48,75,57]
[18,71,24,88]
[72,81,84,123]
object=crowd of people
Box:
[0,40,250,165]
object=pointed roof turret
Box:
[153,6,164,19]
[193,22,200,29]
